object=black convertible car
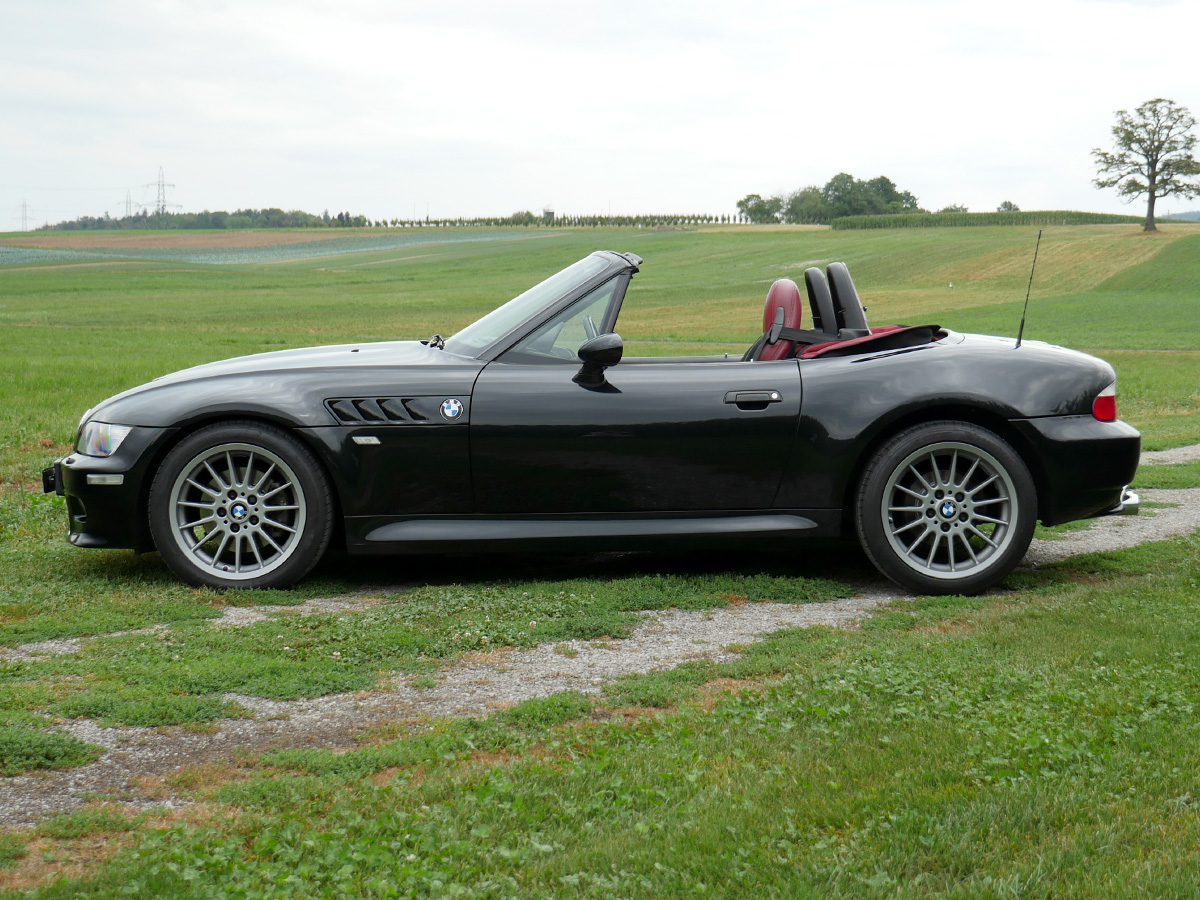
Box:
[44,251,1140,595]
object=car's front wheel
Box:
[855,421,1036,595]
[148,421,333,589]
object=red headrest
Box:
[762,278,804,332]
[759,278,805,361]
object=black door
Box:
[470,357,802,513]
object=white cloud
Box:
[2,0,1198,226]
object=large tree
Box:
[736,193,784,224]
[781,186,829,224]
[742,174,923,225]
[1093,98,1200,232]
[864,176,920,213]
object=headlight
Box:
[77,422,134,458]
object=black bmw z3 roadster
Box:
[44,251,1140,595]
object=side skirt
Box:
[344,510,842,555]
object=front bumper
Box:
[42,462,61,495]
[42,427,173,551]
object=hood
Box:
[84,340,484,429]
[148,340,446,386]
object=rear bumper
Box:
[1012,416,1141,526]
[1099,486,1139,517]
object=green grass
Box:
[1133,459,1200,490]
[15,533,1200,899]
[0,725,100,777]
[3,224,1200,896]
[36,809,138,841]
[937,232,1200,351]
[1101,352,1200,450]
[4,223,1199,490]
[0,833,27,870]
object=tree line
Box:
[42,208,741,232]
[736,173,1027,224]
[42,208,372,231]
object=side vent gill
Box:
[325,398,428,425]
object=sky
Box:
[3,0,1199,230]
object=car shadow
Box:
[304,539,881,594]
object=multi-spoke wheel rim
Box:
[166,442,307,582]
[881,441,1018,581]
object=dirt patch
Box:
[210,596,385,628]
[605,706,670,719]
[370,766,404,786]
[914,619,979,636]
[460,650,516,666]
[0,231,372,251]
[0,833,129,894]
[159,760,258,795]
[695,678,762,711]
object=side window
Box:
[500,277,622,364]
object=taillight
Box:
[1092,382,1117,422]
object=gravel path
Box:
[4,449,1199,828]
[1024,488,1200,565]
[1141,445,1200,465]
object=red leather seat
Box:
[758,278,805,361]
[751,263,943,361]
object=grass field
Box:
[3,223,1199,491]
[2,223,1200,897]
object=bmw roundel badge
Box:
[440,398,464,420]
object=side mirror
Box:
[574,333,623,386]
[577,332,623,367]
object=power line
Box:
[143,166,179,215]
[0,183,130,192]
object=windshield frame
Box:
[442,251,634,360]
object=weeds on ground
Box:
[16,532,1197,898]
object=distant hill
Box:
[1162,210,1200,221]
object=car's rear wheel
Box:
[148,421,333,589]
[855,421,1036,595]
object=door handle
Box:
[724,390,782,409]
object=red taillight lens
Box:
[1092,383,1117,422]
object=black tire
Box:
[148,421,333,589]
[855,421,1036,595]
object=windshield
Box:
[442,255,610,357]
